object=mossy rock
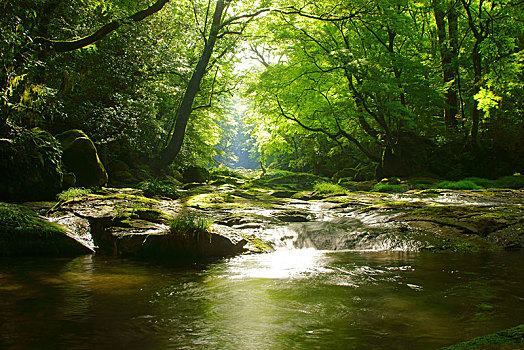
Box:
[0,202,93,256]
[183,166,210,183]
[440,324,524,349]
[265,173,327,191]
[107,159,130,173]
[56,130,108,187]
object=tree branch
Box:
[34,0,170,52]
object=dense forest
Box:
[2,0,522,199]
[1,2,524,348]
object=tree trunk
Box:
[447,4,459,128]
[434,0,458,132]
[158,0,228,168]
[470,46,482,144]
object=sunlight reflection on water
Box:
[225,248,330,279]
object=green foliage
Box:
[0,126,63,201]
[209,165,246,179]
[462,177,494,188]
[57,187,92,202]
[2,0,523,182]
[139,179,179,199]
[314,182,347,195]
[495,175,524,189]
[371,183,407,193]
[169,212,213,237]
[433,180,484,190]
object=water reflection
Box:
[225,248,329,279]
[0,251,523,349]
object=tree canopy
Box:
[1,0,522,180]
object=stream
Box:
[1,249,523,349]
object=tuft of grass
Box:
[169,212,213,237]
[371,183,408,193]
[314,182,347,195]
[139,179,179,199]
[433,180,483,190]
[57,187,92,201]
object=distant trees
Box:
[245,0,524,178]
[1,0,522,178]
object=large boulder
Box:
[56,130,107,187]
[0,127,63,202]
[0,202,93,256]
[48,192,246,260]
[183,166,210,183]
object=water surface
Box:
[1,250,523,349]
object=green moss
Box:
[495,175,524,189]
[240,233,274,253]
[440,324,524,349]
[372,183,408,193]
[433,180,484,190]
[116,205,170,224]
[93,193,159,204]
[314,182,348,195]
[56,130,108,187]
[0,202,90,256]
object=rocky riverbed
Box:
[1,173,523,259]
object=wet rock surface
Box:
[45,190,246,259]
[180,184,524,252]
[3,179,523,258]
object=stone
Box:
[63,172,76,188]
[183,166,210,183]
[56,130,108,187]
[0,202,93,256]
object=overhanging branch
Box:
[34,0,170,52]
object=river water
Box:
[1,249,523,349]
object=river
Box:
[1,249,523,349]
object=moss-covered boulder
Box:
[440,324,524,349]
[0,127,63,202]
[0,202,93,256]
[56,130,107,187]
[183,166,210,183]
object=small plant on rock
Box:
[139,179,179,199]
[57,187,93,202]
[314,182,347,195]
[169,212,213,238]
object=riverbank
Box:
[1,171,523,258]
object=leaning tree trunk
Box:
[158,0,228,168]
